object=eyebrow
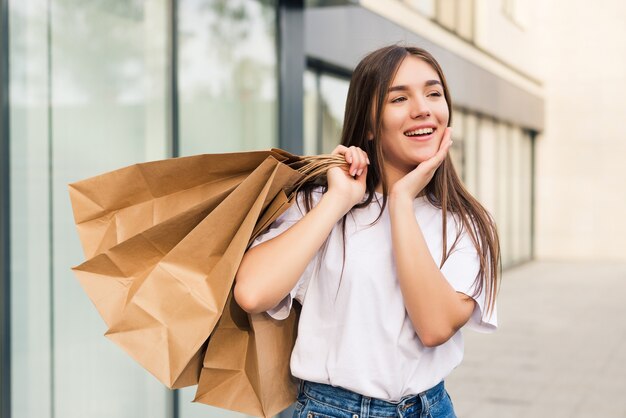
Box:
[388,80,442,92]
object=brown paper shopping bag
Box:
[71,152,302,387]
[69,149,344,414]
[194,293,299,417]
[69,149,300,260]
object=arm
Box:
[389,128,474,347]
[234,145,369,314]
[389,195,475,347]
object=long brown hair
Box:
[301,45,500,314]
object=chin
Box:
[412,148,439,164]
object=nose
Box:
[410,97,431,119]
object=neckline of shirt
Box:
[372,191,431,207]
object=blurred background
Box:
[0,0,624,417]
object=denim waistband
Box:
[300,380,447,417]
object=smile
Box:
[404,127,436,141]
[404,127,434,136]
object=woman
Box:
[234,45,500,418]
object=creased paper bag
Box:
[194,292,299,417]
[69,149,338,416]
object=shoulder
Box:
[279,186,325,222]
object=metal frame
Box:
[169,0,179,160]
[0,0,11,415]
[168,0,179,416]
[278,0,305,154]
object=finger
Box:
[357,149,369,176]
[357,164,368,181]
[434,128,453,162]
[332,144,349,157]
[348,146,363,176]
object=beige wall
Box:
[531,2,626,260]
[363,0,626,261]
[474,0,540,81]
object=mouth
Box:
[404,127,436,141]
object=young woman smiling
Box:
[235,45,500,418]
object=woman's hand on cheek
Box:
[390,127,453,201]
[325,145,369,212]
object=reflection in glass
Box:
[52,0,171,414]
[178,0,277,156]
[319,73,349,153]
[9,1,52,417]
[450,109,465,180]
[303,70,318,155]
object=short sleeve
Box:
[440,225,498,333]
[248,191,320,320]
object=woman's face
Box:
[378,56,449,175]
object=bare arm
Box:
[235,192,348,313]
[389,194,475,347]
[389,128,474,347]
[234,145,369,314]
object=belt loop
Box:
[418,391,430,418]
[298,379,305,394]
[360,395,371,418]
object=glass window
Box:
[404,0,435,18]
[520,131,533,260]
[303,69,319,156]
[302,69,349,155]
[319,73,349,153]
[176,1,277,415]
[509,126,523,264]
[456,0,474,40]
[496,123,511,267]
[463,113,479,195]
[435,0,456,31]
[476,118,497,216]
[177,0,277,156]
[9,1,52,416]
[450,109,465,180]
[11,0,173,417]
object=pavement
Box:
[446,261,626,418]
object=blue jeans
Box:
[293,380,456,418]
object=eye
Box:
[428,91,443,98]
[391,96,407,103]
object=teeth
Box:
[406,128,434,136]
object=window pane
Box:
[319,73,349,154]
[476,118,497,215]
[521,132,534,260]
[303,70,319,155]
[496,123,511,267]
[510,126,522,264]
[404,0,435,18]
[9,1,52,416]
[436,0,456,31]
[450,109,465,179]
[463,113,479,195]
[178,0,277,156]
[456,0,473,40]
[49,0,171,416]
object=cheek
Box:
[438,104,450,126]
[381,108,405,130]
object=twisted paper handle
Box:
[287,154,348,197]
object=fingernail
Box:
[357,169,363,176]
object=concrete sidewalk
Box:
[447,261,626,417]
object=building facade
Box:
[0,1,543,417]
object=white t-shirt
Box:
[249,188,497,402]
